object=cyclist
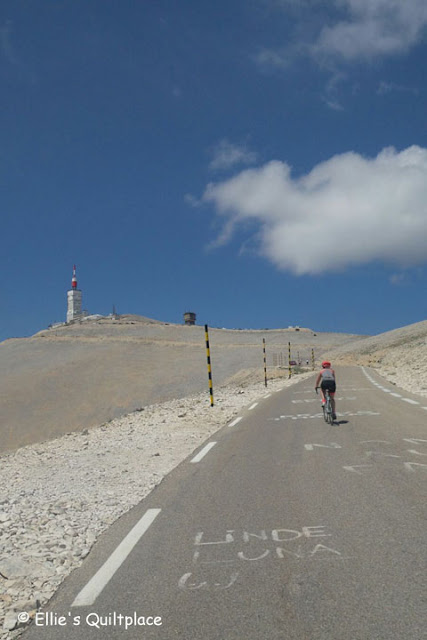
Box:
[315,361,337,420]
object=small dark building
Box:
[184,311,196,326]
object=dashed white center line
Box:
[390,393,402,397]
[401,398,420,405]
[248,403,258,411]
[190,442,217,463]
[72,508,161,607]
[228,417,242,427]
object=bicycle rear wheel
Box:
[323,392,330,423]
[328,397,334,424]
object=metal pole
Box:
[312,348,315,370]
[204,324,214,407]
[288,342,291,379]
[263,338,267,387]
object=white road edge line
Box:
[363,367,424,407]
[190,442,217,463]
[228,417,242,427]
[72,508,161,607]
[248,403,258,411]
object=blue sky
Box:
[2,0,427,342]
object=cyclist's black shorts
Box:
[321,380,336,394]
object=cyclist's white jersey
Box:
[320,368,335,381]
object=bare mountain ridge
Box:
[1,316,364,453]
[325,318,427,358]
[3,315,427,455]
[324,318,427,398]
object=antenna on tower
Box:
[67,264,82,323]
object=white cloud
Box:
[389,273,406,285]
[209,139,258,172]
[257,0,427,67]
[313,0,427,61]
[255,48,292,69]
[322,97,344,111]
[184,193,201,207]
[202,145,427,275]
[377,81,419,96]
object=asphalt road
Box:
[23,366,427,639]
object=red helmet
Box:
[322,361,331,368]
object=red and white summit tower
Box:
[66,265,83,322]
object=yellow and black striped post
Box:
[311,348,315,370]
[204,324,214,407]
[263,338,267,387]
[288,342,292,379]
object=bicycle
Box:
[316,387,334,424]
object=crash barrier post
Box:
[263,339,267,387]
[312,349,315,370]
[204,324,214,407]
[288,342,292,379]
